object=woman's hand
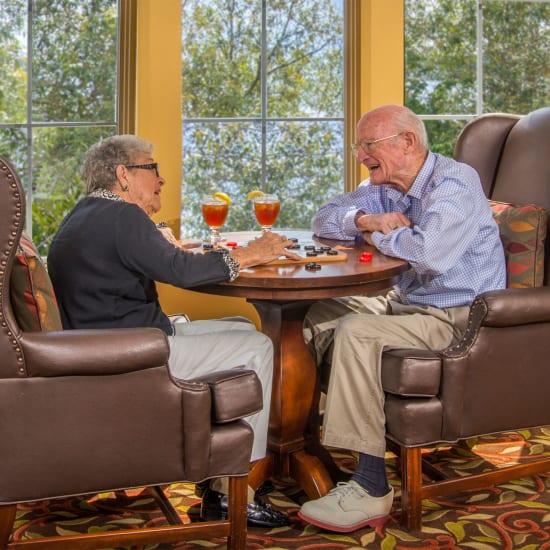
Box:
[229,231,302,269]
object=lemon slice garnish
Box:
[246,189,265,200]
[212,191,232,205]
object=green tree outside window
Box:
[405,0,549,156]
[1,0,547,252]
[0,0,117,255]
[181,0,345,239]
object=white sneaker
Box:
[298,480,393,532]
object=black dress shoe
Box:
[196,479,275,499]
[200,487,290,528]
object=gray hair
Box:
[393,106,429,149]
[82,134,154,194]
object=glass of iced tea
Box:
[253,194,280,232]
[202,196,229,245]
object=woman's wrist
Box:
[229,247,261,270]
[210,248,240,281]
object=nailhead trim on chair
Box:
[442,298,487,357]
[0,159,27,375]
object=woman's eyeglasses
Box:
[125,163,160,177]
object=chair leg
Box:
[0,505,16,549]
[148,486,184,525]
[227,476,248,550]
[400,446,423,531]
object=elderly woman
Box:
[47,134,298,527]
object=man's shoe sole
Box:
[297,510,389,533]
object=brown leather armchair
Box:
[0,156,263,549]
[383,106,550,531]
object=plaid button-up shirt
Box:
[312,152,506,308]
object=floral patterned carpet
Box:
[11,427,550,549]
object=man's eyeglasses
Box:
[350,132,403,157]
[125,163,160,177]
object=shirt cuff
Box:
[343,210,362,235]
[371,231,384,248]
[210,248,240,281]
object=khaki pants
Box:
[303,294,469,457]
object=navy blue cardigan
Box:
[48,196,230,335]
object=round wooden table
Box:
[195,230,409,498]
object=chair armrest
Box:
[20,328,169,377]
[175,371,259,480]
[183,369,263,423]
[442,287,550,359]
[382,349,441,397]
[382,287,550,395]
[475,287,550,327]
[437,286,550,440]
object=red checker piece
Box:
[359,252,373,263]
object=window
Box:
[0,0,118,255]
[181,0,345,238]
[405,0,549,156]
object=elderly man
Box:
[298,104,506,532]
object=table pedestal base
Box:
[250,299,341,499]
[194,231,408,499]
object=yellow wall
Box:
[359,0,404,112]
[136,0,182,236]
[357,0,404,181]
[135,0,404,325]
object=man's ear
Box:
[401,130,417,152]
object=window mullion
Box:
[476,0,484,115]
[117,0,137,134]
[26,0,34,237]
[261,0,267,189]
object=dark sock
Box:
[351,452,391,497]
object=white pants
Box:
[167,318,273,462]
[304,294,469,457]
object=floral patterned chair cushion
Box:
[490,200,547,288]
[9,231,63,331]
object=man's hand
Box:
[362,231,375,246]
[230,231,302,269]
[355,212,411,234]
